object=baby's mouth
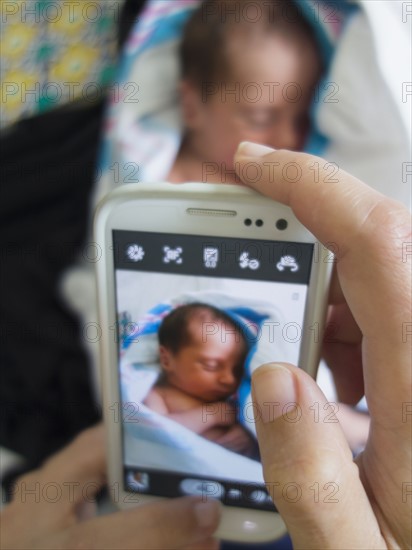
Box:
[214,388,234,398]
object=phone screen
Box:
[112,229,313,511]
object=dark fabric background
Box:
[0,0,146,467]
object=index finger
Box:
[235,142,411,431]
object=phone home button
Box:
[180,478,224,499]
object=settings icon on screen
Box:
[126,244,145,262]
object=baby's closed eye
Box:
[199,361,219,371]
[239,108,279,130]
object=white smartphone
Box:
[94,182,332,543]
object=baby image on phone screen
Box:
[144,303,257,456]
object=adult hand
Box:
[235,142,411,548]
[1,425,221,549]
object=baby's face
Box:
[160,319,245,402]
[183,33,321,180]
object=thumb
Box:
[251,363,382,549]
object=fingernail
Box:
[252,363,297,423]
[194,499,221,530]
[237,141,275,158]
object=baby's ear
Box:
[179,79,204,129]
[159,345,173,371]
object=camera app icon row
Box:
[126,243,299,272]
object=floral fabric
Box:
[1,0,125,128]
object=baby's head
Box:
[158,303,248,402]
[179,0,322,175]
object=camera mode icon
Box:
[203,247,219,268]
[239,252,260,270]
[276,255,299,272]
[163,246,183,264]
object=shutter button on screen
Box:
[180,479,224,499]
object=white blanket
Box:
[122,371,264,481]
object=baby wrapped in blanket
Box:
[121,291,292,480]
[144,302,258,457]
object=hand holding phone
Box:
[232,142,411,549]
[94,182,332,542]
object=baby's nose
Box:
[220,370,236,387]
[267,120,302,151]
